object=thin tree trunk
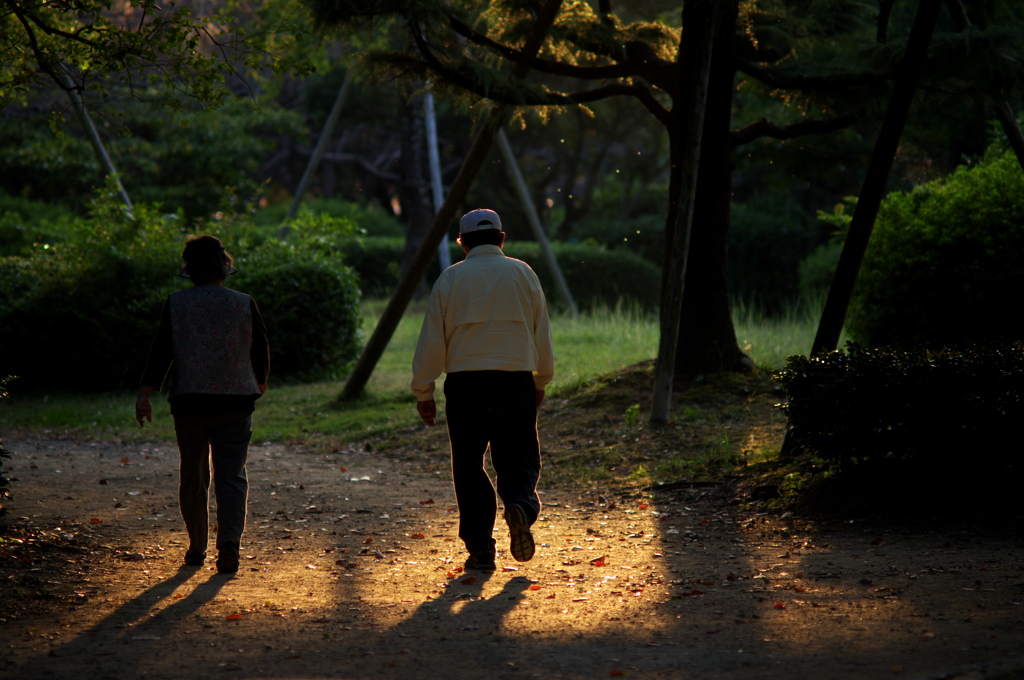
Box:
[674,0,749,380]
[338,0,564,402]
[810,0,941,356]
[651,0,723,424]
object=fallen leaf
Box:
[502,566,518,572]
[374,550,386,559]
[610,671,626,677]
[638,504,648,510]
[226,614,243,621]
[339,467,347,472]
[119,458,130,463]
[529,585,541,591]
[364,537,374,544]
[411,533,425,539]
[590,556,607,567]
[420,498,435,505]
[773,602,785,609]
[461,577,478,585]
[172,593,184,599]
[572,597,590,602]
[89,518,103,524]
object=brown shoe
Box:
[504,504,535,562]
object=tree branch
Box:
[737,58,889,90]
[730,112,861,146]
[445,14,639,80]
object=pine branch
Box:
[737,57,890,90]
[730,112,861,146]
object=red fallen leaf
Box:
[546,594,556,599]
[172,593,184,599]
[90,518,103,524]
[590,556,607,567]
[340,549,349,553]
[701,519,711,524]
[611,671,626,677]
[700,580,714,586]
[411,533,425,539]
[443,538,455,542]
[420,498,435,505]
[364,537,374,544]
[529,585,541,591]
[773,602,785,609]
[794,587,806,593]
[446,571,455,578]
[339,467,347,472]
[119,457,130,463]
[638,503,648,510]
[461,577,478,585]
[690,589,705,596]
[226,613,243,620]
[454,566,464,573]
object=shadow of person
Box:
[356,570,533,675]
[8,566,229,679]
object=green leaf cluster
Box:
[848,147,1024,347]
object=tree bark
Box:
[650,0,723,424]
[398,94,434,298]
[674,0,750,380]
[811,0,942,356]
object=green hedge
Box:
[776,341,1024,471]
[336,237,661,311]
[0,205,361,392]
[848,148,1024,347]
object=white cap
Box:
[459,209,502,233]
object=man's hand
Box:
[536,389,545,408]
[136,385,154,427]
[417,399,437,427]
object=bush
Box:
[336,237,661,311]
[0,195,362,391]
[0,377,12,522]
[848,149,1024,347]
[775,341,1024,471]
[237,242,362,382]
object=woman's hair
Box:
[182,235,233,284]
[457,229,504,250]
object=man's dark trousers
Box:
[443,370,541,555]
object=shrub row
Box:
[775,342,1024,470]
[0,210,361,392]
[336,237,661,311]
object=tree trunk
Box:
[674,0,750,379]
[811,0,941,356]
[651,0,723,424]
[398,94,434,298]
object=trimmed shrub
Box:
[0,377,12,522]
[337,237,661,311]
[237,242,362,382]
[848,149,1024,347]
[775,341,1024,471]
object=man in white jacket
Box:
[411,209,555,571]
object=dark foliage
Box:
[0,241,361,392]
[776,342,1024,474]
[0,377,12,522]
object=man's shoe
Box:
[504,503,535,562]
[216,542,240,574]
[464,551,496,571]
[183,551,206,567]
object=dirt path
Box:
[2,435,1024,680]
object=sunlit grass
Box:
[0,296,834,443]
